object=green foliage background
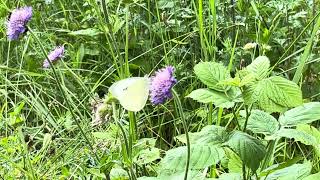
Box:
[1,0,320,179]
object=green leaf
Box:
[279,102,320,127]
[272,128,317,146]
[263,162,312,180]
[246,56,270,80]
[296,125,320,158]
[134,147,161,165]
[187,88,235,108]
[68,28,102,37]
[246,110,279,135]
[194,125,230,145]
[194,62,231,92]
[225,149,242,173]
[243,76,303,112]
[303,172,320,180]
[138,171,206,180]
[175,125,229,145]
[158,171,205,180]
[224,131,266,172]
[160,145,225,172]
[218,173,242,180]
[110,167,129,180]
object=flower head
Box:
[150,66,177,105]
[7,6,32,40]
[243,42,257,50]
[43,46,65,68]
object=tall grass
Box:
[1,0,320,179]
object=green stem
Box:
[208,103,213,125]
[242,163,246,180]
[293,14,320,83]
[261,139,278,170]
[5,40,10,137]
[125,4,130,77]
[228,25,239,71]
[217,107,223,126]
[28,28,99,162]
[172,89,190,180]
[128,111,137,151]
[112,102,135,180]
[242,104,251,179]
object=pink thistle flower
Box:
[7,6,32,40]
[43,46,64,68]
[150,66,177,105]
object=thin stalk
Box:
[293,14,320,83]
[5,40,10,137]
[112,102,134,180]
[208,103,213,125]
[228,27,239,71]
[28,28,99,163]
[261,139,279,170]
[242,104,251,179]
[172,89,190,180]
[128,111,137,149]
[197,0,207,60]
[242,164,246,180]
[217,107,223,126]
[209,0,217,59]
[125,4,130,76]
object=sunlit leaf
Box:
[246,56,270,80]
[194,62,231,92]
[243,76,302,112]
[279,102,320,126]
[160,145,225,173]
[246,110,279,135]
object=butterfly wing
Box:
[109,77,149,112]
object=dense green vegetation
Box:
[1,0,320,179]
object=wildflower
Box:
[243,42,257,50]
[43,46,64,68]
[7,6,32,40]
[150,66,177,105]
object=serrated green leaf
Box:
[187,89,234,108]
[224,131,266,172]
[160,145,225,173]
[272,128,317,146]
[246,110,279,135]
[175,125,229,145]
[243,76,302,112]
[264,162,312,180]
[195,125,230,145]
[279,102,320,127]
[246,56,270,80]
[194,62,231,92]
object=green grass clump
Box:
[1,0,320,179]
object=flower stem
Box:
[28,28,99,162]
[172,89,190,180]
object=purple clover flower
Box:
[150,66,177,105]
[43,46,65,68]
[7,6,32,40]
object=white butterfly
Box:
[109,77,150,112]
